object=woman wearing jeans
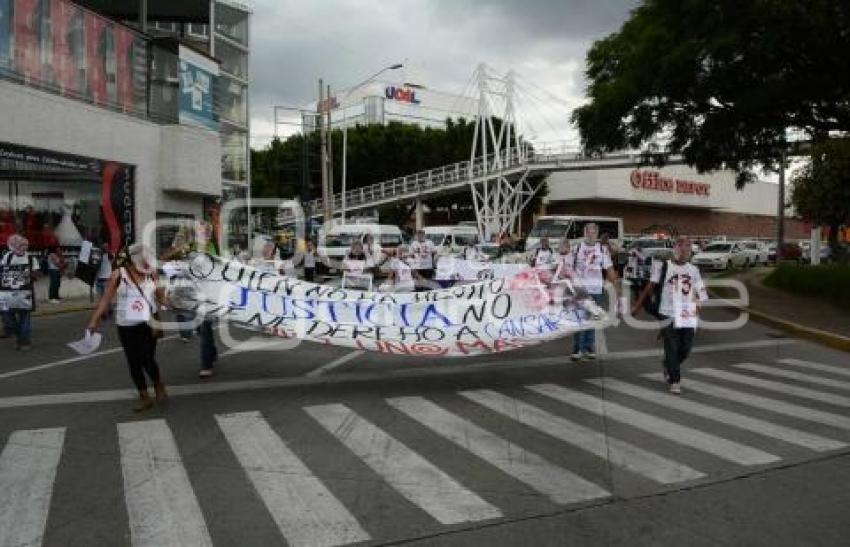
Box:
[47,246,64,303]
[87,244,167,412]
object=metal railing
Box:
[281,142,679,221]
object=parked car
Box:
[775,242,803,263]
[691,241,749,270]
[738,240,770,266]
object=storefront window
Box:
[214,2,249,46]
[214,38,247,80]
[0,142,135,254]
[221,127,248,182]
[218,73,247,126]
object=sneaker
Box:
[662,366,670,383]
[570,351,583,362]
[198,369,213,378]
[18,344,32,352]
[584,350,597,360]
[180,336,191,343]
[669,383,682,395]
[49,299,61,304]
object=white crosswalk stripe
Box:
[587,378,846,452]
[305,403,502,525]
[0,428,65,547]
[12,367,850,545]
[460,389,706,484]
[692,368,850,407]
[528,384,780,465]
[777,358,850,379]
[643,373,850,431]
[216,411,371,547]
[735,363,850,391]
[118,419,212,547]
[387,396,611,505]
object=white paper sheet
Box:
[67,330,103,355]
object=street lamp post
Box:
[339,63,403,223]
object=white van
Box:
[423,225,481,257]
[317,224,404,274]
[526,215,624,250]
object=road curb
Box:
[32,303,95,318]
[709,288,850,353]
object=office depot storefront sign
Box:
[630,169,711,196]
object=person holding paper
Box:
[631,237,708,395]
[86,243,167,412]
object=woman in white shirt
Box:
[379,245,415,292]
[87,244,167,412]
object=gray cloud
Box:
[248,0,636,146]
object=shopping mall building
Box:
[0,0,251,254]
[541,163,809,240]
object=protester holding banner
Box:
[530,236,555,268]
[378,245,415,293]
[193,221,219,378]
[569,223,620,361]
[46,246,65,303]
[410,230,437,288]
[0,235,39,350]
[342,241,373,290]
[86,244,167,411]
[161,232,195,342]
[631,237,708,395]
[302,240,317,282]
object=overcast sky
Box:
[248,0,638,148]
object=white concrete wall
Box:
[545,164,782,216]
[0,79,220,241]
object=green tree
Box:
[572,0,850,186]
[791,139,850,263]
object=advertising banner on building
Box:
[179,44,219,131]
[169,254,606,357]
[14,0,40,82]
[0,0,11,69]
[84,11,106,104]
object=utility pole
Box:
[777,147,786,260]
[319,79,331,222]
[327,84,335,220]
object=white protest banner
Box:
[169,253,608,357]
[435,257,529,282]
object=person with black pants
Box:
[631,237,708,395]
[87,244,167,412]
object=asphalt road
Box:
[1,305,849,546]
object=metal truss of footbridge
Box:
[285,145,685,223]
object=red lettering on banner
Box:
[629,169,711,197]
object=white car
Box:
[738,240,770,266]
[691,242,749,270]
[422,226,480,257]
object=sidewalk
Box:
[31,277,97,317]
[712,267,850,349]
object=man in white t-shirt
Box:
[530,236,555,268]
[569,223,619,361]
[1,235,39,350]
[631,237,708,395]
[409,230,436,284]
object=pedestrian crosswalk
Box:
[2,357,850,546]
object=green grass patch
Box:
[764,264,850,307]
